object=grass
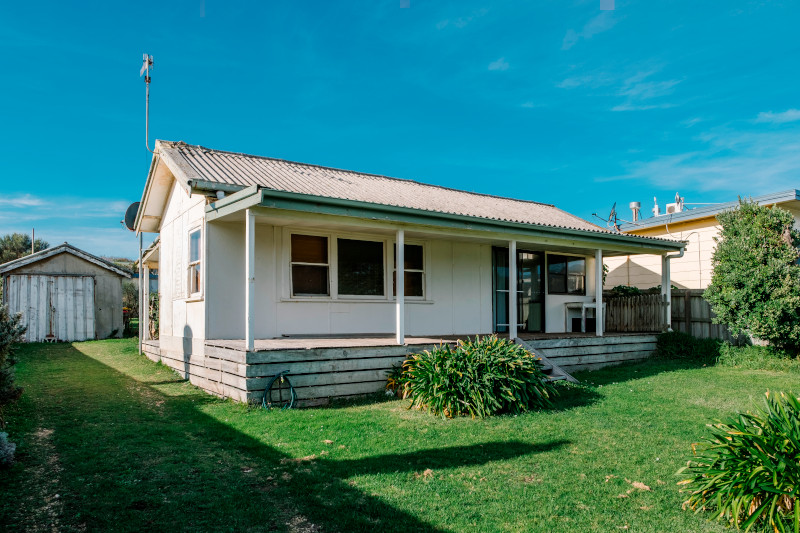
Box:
[0,340,795,532]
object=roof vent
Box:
[629,201,641,222]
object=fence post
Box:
[684,291,691,335]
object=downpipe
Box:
[662,248,686,332]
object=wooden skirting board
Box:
[526,334,657,372]
[142,334,658,405]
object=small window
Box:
[291,234,329,296]
[393,244,424,297]
[548,255,585,295]
[338,239,384,296]
[188,228,202,296]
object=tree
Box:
[0,233,49,265]
[704,199,800,353]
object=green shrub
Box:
[0,305,25,427]
[655,331,721,362]
[396,335,557,419]
[678,391,800,532]
[704,199,800,354]
[610,285,643,297]
[717,344,800,373]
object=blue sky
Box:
[1,0,799,258]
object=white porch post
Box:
[661,254,672,331]
[142,265,150,341]
[245,209,255,352]
[138,231,143,354]
[595,249,603,337]
[508,240,517,340]
[395,229,405,345]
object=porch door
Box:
[492,247,545,333]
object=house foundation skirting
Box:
[526,334,658,372]
[142,334,658,405]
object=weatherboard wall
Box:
[157,180,207,342]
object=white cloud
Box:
[611,70,680,111]
[436,8,488,30]
[488,57,509,71]
[755,109,800,124]
[562,12,617,51]
[0,194,47,208]
[601,126,800,193]
[557,68,680,111]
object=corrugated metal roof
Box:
[158,140,608,234]
[619,189,800,232]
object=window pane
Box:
[548,256,566,294]
[337,239,384,296]
[548,258,566,276]
[189,264,201,294]
[567,259,585,275]
[189,230,201,262]
[291,235,327,264]
[405,245,423,270]
[393,244,424,270]
[567,274,584,294]
[405,272,423,297]
[393,271,424,297]
[292,265,329,295]
[549,273,566,294]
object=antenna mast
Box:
[140,54,155,154]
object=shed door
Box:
[6,275,95,342]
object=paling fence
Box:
[604,289,736,341]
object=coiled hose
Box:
[261,370,296,410]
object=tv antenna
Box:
[140,54,155,154]
[591,202,620,232]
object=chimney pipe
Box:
[629,201,641,222]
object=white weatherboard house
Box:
[136,140,685,403]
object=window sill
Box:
[281,297,434,305]
[185,295,204,303]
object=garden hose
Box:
[261,370,296,410]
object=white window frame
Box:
[392,240,427,301]
[187,225,203,300]
[545,251,588,296]
[335,236,387,299]
[282,228,429,302]
[289,232,331,297]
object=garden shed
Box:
[0,243,131,342]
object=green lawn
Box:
[0,339,792,532]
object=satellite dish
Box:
[124,202,140,231]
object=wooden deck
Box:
[142,332,659,405]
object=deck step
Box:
[514,338,579,384]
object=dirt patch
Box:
[17,427,71,532]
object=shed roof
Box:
[0,243,132,278]
[155,140,606,233]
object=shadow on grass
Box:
[573,356,716,387]
[1,343,562,532]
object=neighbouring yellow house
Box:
[605,190,800,290]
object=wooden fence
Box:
[604,289,735,341]
[604,293,664,333]
[669,289,737,342]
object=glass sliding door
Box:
[517,251,545,333]
[492,247,545,334]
